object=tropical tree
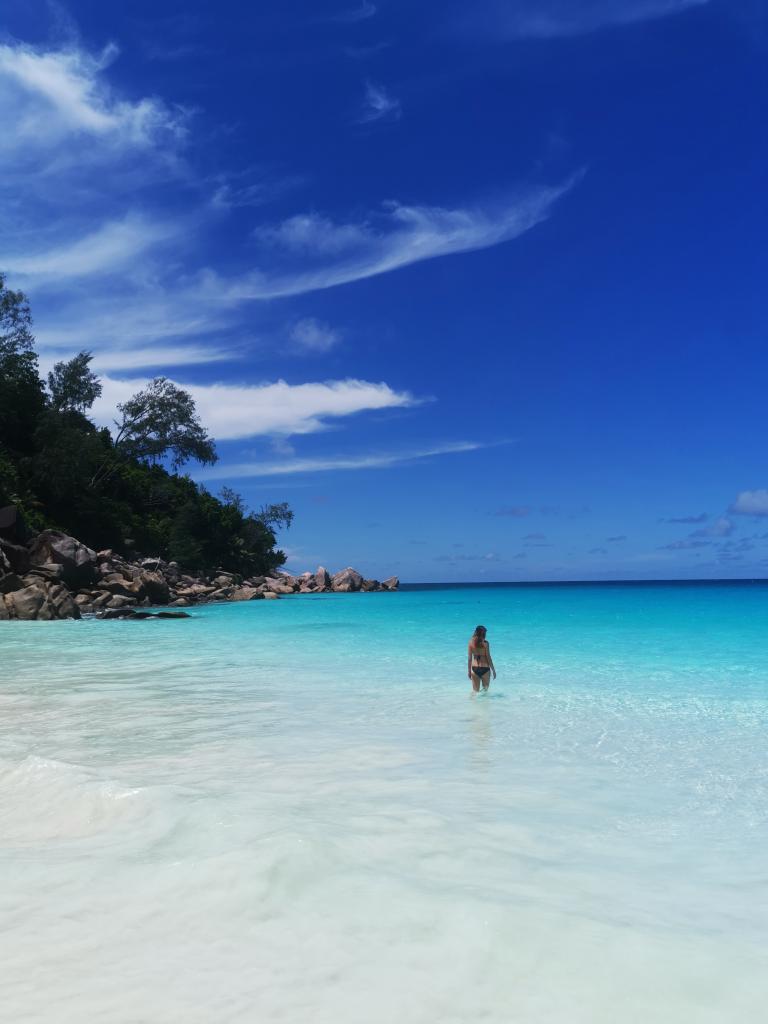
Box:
[91,376,217,487]
[0,273,46,458]
[48,351,102,414]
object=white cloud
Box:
[232,180,575,299]
[90,375,416,440]
[289,318,341,353]
[31,283,242,365]
[44,346,230,374]
[5,215,179,283]
[359,81,401,124]
[23,180,573,367]
[0,42,184,154]
[729,490,768,517]
[469,0,710,39]
[196,441,488,480]
[254,214,370,255]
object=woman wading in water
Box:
[468,625,496,692]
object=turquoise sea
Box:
[1,582,767,1022]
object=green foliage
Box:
[257,501,294,531]
[0,277,290,575]
[0,272,46,460]
[115,376,217,469]
[48,351,102,413]
[0,442,19,507]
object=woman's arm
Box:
[467,643,473,679]
[486,642,496,678]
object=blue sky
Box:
[1,0,766,581]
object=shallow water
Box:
[1,583,767,1022]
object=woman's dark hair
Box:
[471,625,487,646]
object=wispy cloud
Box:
[233,180,577,299]
[21,183,573,362]
[435,551,500,562]
[729,490,768,517]
[37,346,232,379]
[359,81,401,123]
[0,27,581,488]
[329,2,378,24]
[691,516,733,538]
[0,41,184,156]
[659,513,708,524]
[209,168,305,211]
[464,0,710,40]
[197,441,491,480]
[5,215,179,283]
[658,538,711,550]
[493,505,531,517]
[606,535,627,542]
[289,318,342,353]
[32,287,239,364]
[91,376,417,441]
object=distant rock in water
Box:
[331,567,364,592]
[0,528,399,621]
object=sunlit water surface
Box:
[2,582,767,1022]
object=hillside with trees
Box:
[0,274,291,575]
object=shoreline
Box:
[0,528,398,622]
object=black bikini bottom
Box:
[473,666,490,678]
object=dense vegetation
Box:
[0,274,291,574]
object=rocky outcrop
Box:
[331,567,364,592]
[28,530,97,588]
[1,580,80,621]
[314,566,331,590]
[0,526,399,621]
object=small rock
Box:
[139,570,170,605]
[99,607,136,619]
[232,587,265,601]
